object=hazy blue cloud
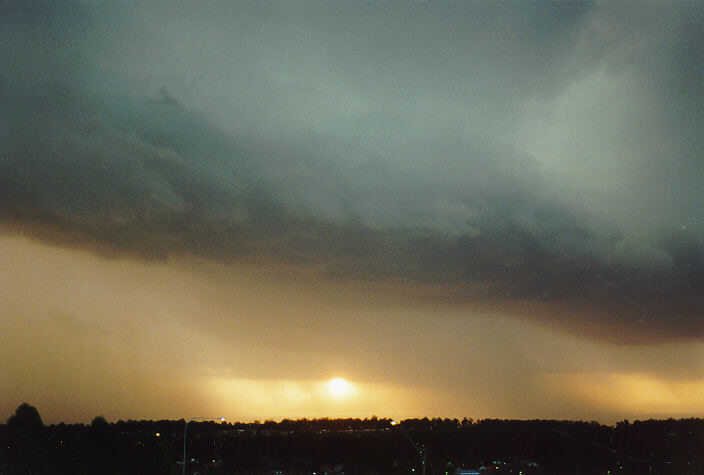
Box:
[1,1,702,341]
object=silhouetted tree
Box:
[7,403,43,437]
[5,403,51,474]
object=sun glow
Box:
[208,377,429,420]
[327,378,351,398]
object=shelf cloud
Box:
[1,1,702,343]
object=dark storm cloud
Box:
[1,1,702,341]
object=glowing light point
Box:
[327,377,351,398]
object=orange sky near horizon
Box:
[2,235,703,425]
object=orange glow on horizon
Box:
[2,235,704,425]
[544,373,704,418]
[205,377,443,421]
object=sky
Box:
[1,1,703,424]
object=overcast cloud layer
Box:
[1,1,703,342]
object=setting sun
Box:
[327,378,351,398]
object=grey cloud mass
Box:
[1,1,702,341]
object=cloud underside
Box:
[1,1,702,342]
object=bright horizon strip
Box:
[2,235,704,425]
[544,373,704,419]
[206,377,438,422]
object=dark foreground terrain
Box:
[1,403,702,474]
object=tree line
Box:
[1,403,703,474]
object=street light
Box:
[182,417,226,475]
[391,420,427,475]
